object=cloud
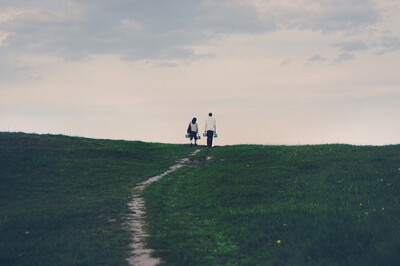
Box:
[0,0,384,65]
[253,0,381,33]
[120,19,144,31]
[280,59,291,66]
[195,0,276,34]
[1,1,203,61]
[308,54,327,62]
[0,0,276,63]
[27,76,42,81]
[334,40,368,52]
[377,36,400,54]
[155,62,180,68]
[334,53,355,63]
[0,31,14,46]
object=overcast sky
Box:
[1,0,400,145]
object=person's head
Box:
[208,112,212,117]
[192,117,197,123]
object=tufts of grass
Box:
[0,132,192,266]
[143,144,400,265]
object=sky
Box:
[1,0,400,145]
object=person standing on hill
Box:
[204,112,216,148]
[189,117,198,147]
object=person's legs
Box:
[190,132,194,146]
[207,130,214,147]
[191,131,199,146]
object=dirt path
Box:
[127,149,202,266]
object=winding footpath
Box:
[126,149,202,266]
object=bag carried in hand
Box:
[187,123,191,133]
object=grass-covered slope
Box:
[0,132,192,266]
[143,144,400,265]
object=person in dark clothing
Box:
[189,117,198,146]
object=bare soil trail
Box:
[126,149,202,266]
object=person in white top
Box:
[204,112,216,147]
[189,117,198,146]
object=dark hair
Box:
[192,117,197,123]
[208,113,212,116]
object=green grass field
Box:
[144,145,400,265]
[1,133,400,265]
[0,133,192,265]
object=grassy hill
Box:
[144,144,400,265]
[1,133,400,265]
[0,133,192,265]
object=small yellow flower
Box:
[398,168,400,171]
[359,203,362,206]
[380,179,384,182]
[277,240,281,244]
[25,231,30,235]
[365,212,368,215]
[382,207,385,211]
[283,224,287,227]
